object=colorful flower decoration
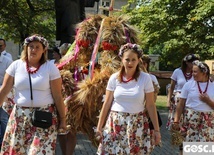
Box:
[183,54,200,62]
[102,41,118,51]
[192,60,209,73]
[118,43,143,58]
[24,35,49,48]
[77,40,90,48]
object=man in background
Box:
[0,38,13,149]
[0,39,13,60]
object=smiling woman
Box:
[172,61,214,153]
[0,34,67,154]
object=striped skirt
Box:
[1,104,58,155]
[97,111,152,155]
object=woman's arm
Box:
[174,98,186,123]
[0,73,14,106]
[96,90,114,132]
[50,78,66,129]
[167,80,176,108]
[172,98,186,130]
[145,92,161,145]
[146,92,159,131]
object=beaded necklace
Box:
[183,71,192,81]
[197,80,209,94]
[26,61,41,74]
[121,75,134,83]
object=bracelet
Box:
[173,122,179,124]
[154,130,160,133]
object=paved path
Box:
[56,110,180,155]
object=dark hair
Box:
[0,38,6,45]
[181,53,199,72]
[53,47,61,58]
[141,55,151,72]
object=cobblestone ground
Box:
[56,110,180,155]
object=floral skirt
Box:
[166,92,182,130]
[1,104,58,155]
[183,108,214,142]
[97,111,152,155]
[2,88,15,115]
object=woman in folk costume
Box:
[172,61,214,154]
[96,43,161,155]
[71,15,140,144]
[58,14,140,154]
[166,54,200,130]
[0,34,66,154]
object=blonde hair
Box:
[21,34,48,64]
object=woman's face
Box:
[122,50,140,72]
[27,41,45,61]
[192,65,206,81]
[186,61,193,70]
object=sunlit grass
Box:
[156,95,167,110]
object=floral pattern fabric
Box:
[183,108,214,142]
[1,104,58,155]
[166,92,182,130]
[97,111,153,155]
[2,88,15,115]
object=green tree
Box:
[0,0,55,44]
[123,0,214,70]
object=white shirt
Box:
[6,60,61,107]
[171,68,194,92]
[150,74,160,88]
[2,50,13,60]
[107,72,154,113]
[0,54,13,85]
[49,59,55,64]
[180,80,214,112]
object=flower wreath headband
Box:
[24,35,49,48]
[192,60,209,73]
[183,54,199,62]
[118,43,143,58]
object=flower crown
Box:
[24,35,49,48]
[118,43,143,58]
[183,54,199,62]
[192,60,208,73]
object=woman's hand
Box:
[94,127,102,141]
[58,119,67,135]
[199,93,210,103]
[171,122,180,131]
[154,130,161,146]
[199,93,214,109]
